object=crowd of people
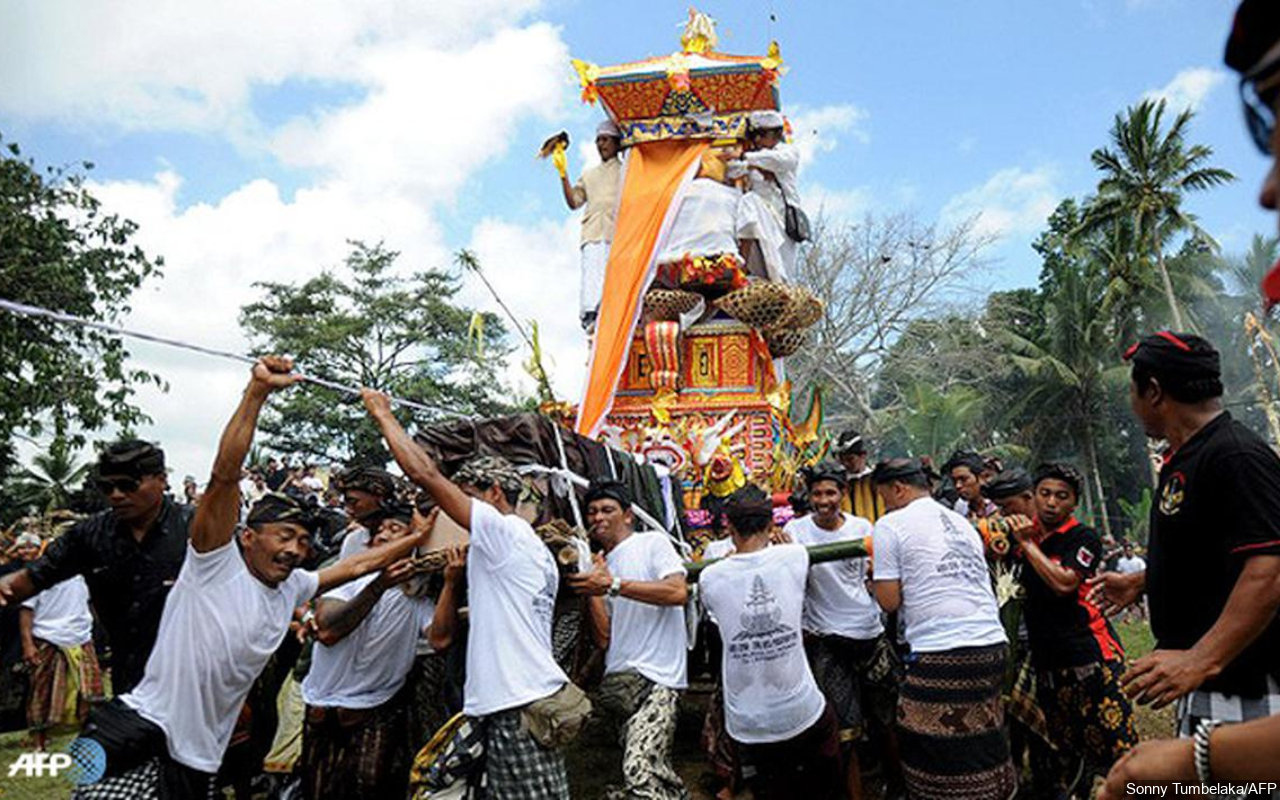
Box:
[3,3,1280,799]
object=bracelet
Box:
[608,576,622,598]
[1193,718,1222,785]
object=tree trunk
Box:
[1154,238,1185,331]
[1083,421,1114,540]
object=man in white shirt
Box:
[568,480,689,800]
[870,458,1016,800]
[363,390,574,799]
[73,358,430,800]
[19,558,101,751]
[1115,541,1148,622]
[300,501,437,800]
[731,109,803,283]
[558,119,624,332]
[783,462,899,800]
[700,485,842,800]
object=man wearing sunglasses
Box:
[0,439,192,696]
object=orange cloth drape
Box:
[576,139,709,437]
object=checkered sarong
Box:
[71,759,161,800]
[479,707,569,800]
[1176,677,1280,800]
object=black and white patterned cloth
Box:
[71,759,162,800]
[479,707,569,800]
[1176,677,1280,800]
[607,684,688,800]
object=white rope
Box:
[549,423,586,533]
[0,297,466,419]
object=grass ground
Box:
[0,618,1174,799]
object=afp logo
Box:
[6,738,106,784]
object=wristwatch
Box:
[1193,718,1222,784]
[608,576,623,598]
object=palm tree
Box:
[1078,99,1234,330]
[1003,266,1128,539]
[6,436,90,513]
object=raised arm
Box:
[361,389,473,530]
[427,544,467,651]
[194,357,300,553]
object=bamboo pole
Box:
[683,537,871,583]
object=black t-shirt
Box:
[1021,519,1124,669]
[26,499,193,694]
[1148,412,1280,697]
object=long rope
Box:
[0,297,465,419]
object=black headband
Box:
[381,501,415,526]
[98,440,165,479]
[982,468,1034,500]
[1033,462,1083,497]
[802,460,848,489]
[871,459,927,485]
[246,492,318,533]
[335,466,396,498]
[584,479,633,510]
[832,430,867,456]
[1124,331,1222,395]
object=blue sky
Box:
[1,0,1270,476]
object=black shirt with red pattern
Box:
[1148,411,1280,697]
[1021,517,1124,670]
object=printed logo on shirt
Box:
[1159,471,1186,516]
[726,575,797,664]
[1076,547,1095,569]
[533,570,557,625]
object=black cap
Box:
[584,479,633,509]
[98,440,165,479]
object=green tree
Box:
[5,436,90,513]
[239,241,513,465]
[1003,264,1129,538]
[1077,99,1234,330]
[0,136,164,483]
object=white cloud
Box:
[1144,67,1228,113]
[0,1,580,478]
[461,217,587,400]
[270,24,568,198]
[940,165,1060,240]
[0,0,543,135]
[787,103,869,170]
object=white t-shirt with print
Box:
[784,513,883,640]
[122,541,319,773]
[302,573,435,709]
[463,499,567,716]
[871,497,1005,654]
[22,575,93,648]
[700,543,826,744]
[603,532,688,689]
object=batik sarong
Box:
[898,644,1017,800]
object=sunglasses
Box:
[96,476,141,494]
[1241,56,1280,155]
